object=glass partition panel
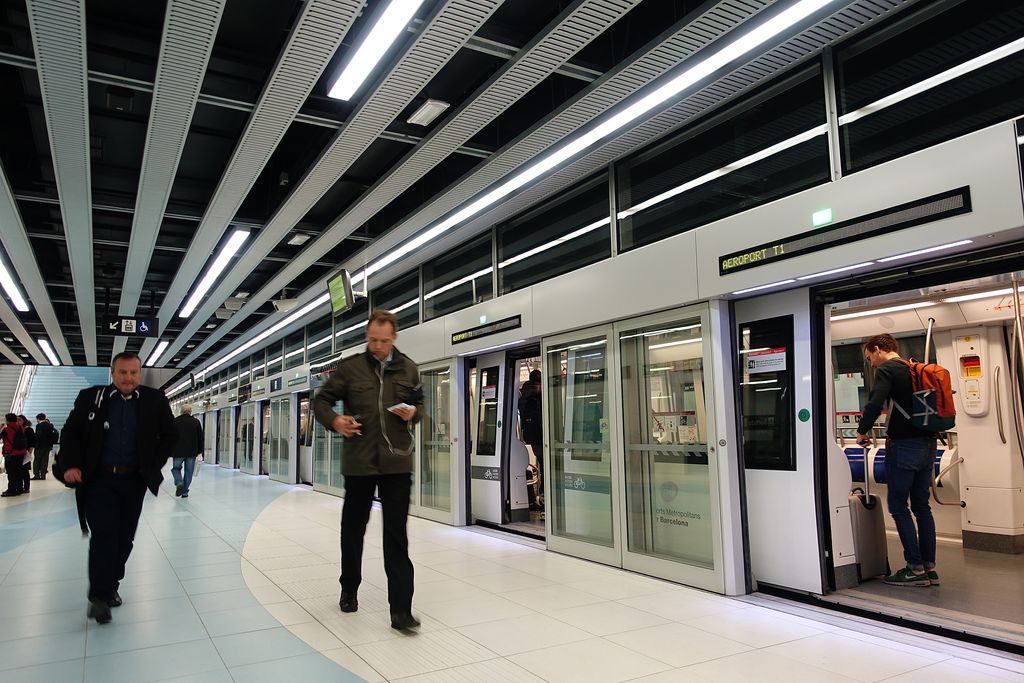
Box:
[269,398,289,477]
[372,271,420,331]
[306,316,333,362]
[203,412,215,459]
[620,318,714,569]
[237,402,256,471]
[284,332,304,370]
[313,419,329,486]
[218,409,232,466]
[423,233,493,320]
[546,336,613,547]
[419,366,452,512]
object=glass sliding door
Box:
[268,397,291,482]
[544,328,619,565]
[203,412,215,460]
[617,307,724,591]
[218,409,232,467]
[237,403,256,472]
[312,393,345,496]
[417,363,453,522]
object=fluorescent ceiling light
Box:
[37,338,59,366]
[741,379,777,385]
[839,35,1024,127]
[876,240,973,263]
[308,335,331,349]
[284,348,303,359]
[287,233,311,246]
[1018,135,1024,145]
[756,387,783,392]
[0,256,30,312]
[498,218,610,268]
[618,125,828,219]
[649,338,703,350]
[145,340,169,367]
[391,297,419,314]
[830,301,935,321]
[352,0,835,286]
[334,320,369,338]
[407,98,450,126]
[328,0,425,101]
[423,268,492,300]
[620,324,701,341]
[179,229,250,318]
[943,286,1023,303]
[732,279,797,295]
[796,262,875,281]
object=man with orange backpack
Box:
[856,333,945,587]
[2,413,29,497]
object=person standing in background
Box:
[31,413,58,480]
[1,413,28,497]
[171,404,204,498]
[18,415,34,493]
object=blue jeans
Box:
[171,457,196,495]
[884,437,937,570]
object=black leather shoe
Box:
[1,490,20,497]
[107,591,122,608]
[390,612,420,630]
[175,484,183,497]
[339,592,358,613]
[88,598,112,624]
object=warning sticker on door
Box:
[745,347,787,374]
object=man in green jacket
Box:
[313,309,424,630]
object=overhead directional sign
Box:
[103,315,159,337]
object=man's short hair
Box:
[368,309,399,333]
[181,404,192,415]
[111,351,142,368]
[36,413,46,420]
[4,413,17,423]
[863,334,898,354]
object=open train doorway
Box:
[820,267,1024,647]
[464,343,545,539]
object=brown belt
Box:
[102,464,137,474]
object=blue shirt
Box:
[102,389,139,466]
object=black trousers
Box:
[33,448,51,478]
[4,455,24,493]
[340,473,414,615]
[83,471,147,600]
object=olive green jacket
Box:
[312,348,423,476]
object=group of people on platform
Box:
[1,412,58,496]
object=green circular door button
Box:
[798,409,810,422]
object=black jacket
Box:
[60,384,178,495]
[34,421,58,452]
[858,359,931,440]
[173,414,204,459]
[312,349,423,476]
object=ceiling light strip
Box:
[37,338,60,366]
[422,267,493,300]
[353,0,837,286]
[795,262,875,280]
[0,255,30,312]
[145,340,169,367]
[618,124,828,219]
[498,218,611,268]
[830,302,935,321]
[179,230,250,317]
[170,293,331,395]
[876,239,972,263]
[328,0,425,101]
[944,286,1023,303]
[839,35,1024,127]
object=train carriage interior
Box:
[820,260,1024,647]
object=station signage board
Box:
[451,315,521,345]
[103,315,159,337]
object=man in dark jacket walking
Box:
[32,413,58,480]
[171,404,204,498]
[60,352,178,624]
[313,310,424,631]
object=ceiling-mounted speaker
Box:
[215,308,233,319]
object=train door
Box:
[464,345,543,537]
[267,396,292,482]
[236,402,256,473]
[202,410,215,461]
[217,408,233,468]
[260,401,271,475]
[735,289,826,594]
[413,360,460,525]
[297,392,313,485]
[820,270,1024,646]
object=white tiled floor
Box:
[2,466,1023,682]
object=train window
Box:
[371,271,419,331]
[423,233,493,320]
[836,2,1024,172]
[475,366,500,457]
[497,172,611,295]
[250,350,266,380]
[283,331,304,370]
[616,64,827,253]
[738,316,795,471]
[305,316,333,362]
[334,298,370,351]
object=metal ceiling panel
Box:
[0,165,73,364]
[177,0,912,375]
[0,295,45,365]
[113,0,227,363]
[25,0,96,364]
[155,0,504,365]
[138,0,365,362]
[0,339,20,365]
[176,0,643,365]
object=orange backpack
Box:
[895,359,956,432]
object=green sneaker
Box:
[883,568,930,587]
[927,570,939,585]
